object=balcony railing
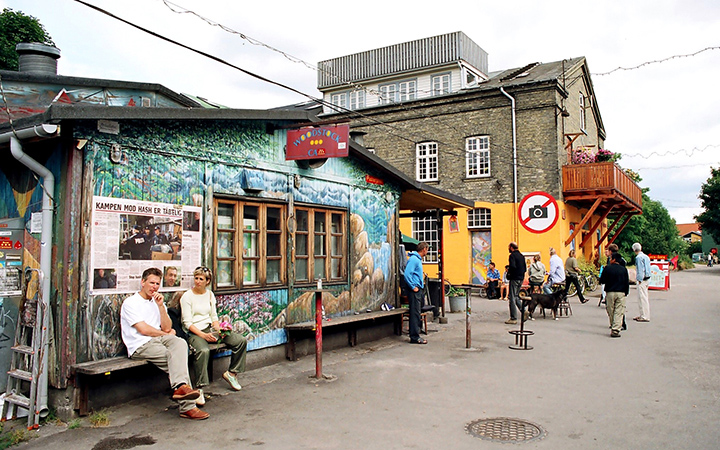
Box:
[562,162,642,211]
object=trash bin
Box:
[427,278,442,317]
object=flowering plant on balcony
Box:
[571,147,620,164]
[571,147,597,164]
[596,148,620,163]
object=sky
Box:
[2,0,718,224]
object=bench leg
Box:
[286,333,297,361]
[73,374,89,416]
[348,329,357,347]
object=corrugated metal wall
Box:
[318,31,488,89]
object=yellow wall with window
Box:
[399,201,604,286]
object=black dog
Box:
[520,290,566,320]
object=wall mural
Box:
[471,231,492,285]
[79,120,399,359]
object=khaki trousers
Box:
[605,292,626,333]
[132,334,195,412]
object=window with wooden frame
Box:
[214,199,287,290]
[294,206,347,283]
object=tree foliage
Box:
[695,167,720,245]
[0,8,54,71]
[611,193,686,264]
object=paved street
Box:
[15,266,720,449]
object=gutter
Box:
[499,87,519,241]
[0,123,59,418]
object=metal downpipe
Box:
[3,124,58,418]
[499,87,518,242]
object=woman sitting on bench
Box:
[181,266,247,405]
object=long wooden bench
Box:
[71,343,226,416]
[284,309,406,361]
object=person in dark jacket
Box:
[404,242,429,344]
[599,252,629,338]
[505,242,527,324]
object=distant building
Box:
[676,223,702,243]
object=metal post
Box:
[465,287,471,348]
[315,290,323,379]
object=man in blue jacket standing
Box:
[404,242,429,344]
[632,242,652,322]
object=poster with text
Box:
[90,196,202,294]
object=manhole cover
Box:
[465,417,546,443]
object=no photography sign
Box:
[518,191,559,234]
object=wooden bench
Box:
[71,343,226,416]
[284,309,406,361]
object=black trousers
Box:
[564,274,585,301]
[409,289,423,342]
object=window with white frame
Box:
[330,92,347,111]
[379,84,397,104]
[467,208,491,228]
[432,73,451,96]
[466,136,490,177]
[416,142,438,182]
[380,79,416,104]
[579,93,586,131]
[399,80,416,101]
[412,215,438,263]
[349,90,366,110]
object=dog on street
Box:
[520,290,566,320]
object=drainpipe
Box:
[500,88,518,241]
[1,123,59,418]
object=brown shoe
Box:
[180,407,209,420]
[172,384,200,401]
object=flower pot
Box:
[449,295,465,313]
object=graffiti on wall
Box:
[471,231,492,285]
[216,289,288,351]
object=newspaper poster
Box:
[90,196,202,294]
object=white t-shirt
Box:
[120,292,164,356]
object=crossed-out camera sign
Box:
[518,191,559,234]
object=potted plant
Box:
[447,285,466,312]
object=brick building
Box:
[317,32,642,284]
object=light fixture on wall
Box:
[109,143,123,164]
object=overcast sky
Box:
[2,0,718,224]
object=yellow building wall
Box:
[399,200,605,285]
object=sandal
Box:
[410,338,428,344]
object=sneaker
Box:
[505,319,518,324]
[610,330,621,338]
[180,407,209,420]
[195,389,205,407]
[222,371,242,391]
[172,384,200,401]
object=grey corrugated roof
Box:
[0,70,202,108]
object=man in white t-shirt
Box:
[120,267,208,420]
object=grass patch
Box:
[0,427,29,449]
[67,419,81,429]
[89,409,110,428]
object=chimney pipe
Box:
[16,43,61,75]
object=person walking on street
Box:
[543,248,566,294]
[633,242,651,322]
[404,242,429,344]
[565,249,588,303]
[599,252,629,337]
[505,242,527,324]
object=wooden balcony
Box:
[562,162,643,248]
[562,162,642,212]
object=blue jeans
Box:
[508,279,523,320]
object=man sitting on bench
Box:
[120,267,209,420]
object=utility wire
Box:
[593,46,720,76]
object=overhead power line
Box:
[593,46,720,76]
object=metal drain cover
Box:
[465,417,546,443]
